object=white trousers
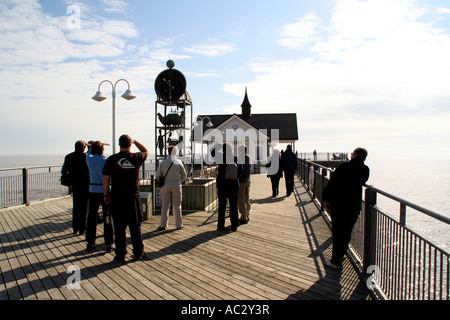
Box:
[160,185,183,229]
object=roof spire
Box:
[241,86,252,118]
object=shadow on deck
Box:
[0,174,370,305]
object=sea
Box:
[1,151,449,252]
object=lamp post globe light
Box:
[92,79,136,154]
[193,116,213,178]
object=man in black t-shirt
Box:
[102,135,148,262]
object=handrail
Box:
[0,165,62,172]
[304,159,450,226]
[297,157,449,300]
[365,184,450,225]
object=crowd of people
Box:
[62,135,148,262]
[62,136,369,270]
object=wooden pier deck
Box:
[0,174,370,303]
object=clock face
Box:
[154,69,187,102]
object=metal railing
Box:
[298,152,349,162]
[0,157,214,208]
[298,158,450,300]
[0,166,69,207]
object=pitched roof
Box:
[197,113,298,141]
[196,88,298,142]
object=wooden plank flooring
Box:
[0,174,370,301]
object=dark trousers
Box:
[284,169,295,195]
[110,189,144,258]
[86,193,114,245]
[330,209,360,265]
[217,186,239,230]
[72,185,88,233]
[269,176,281,197]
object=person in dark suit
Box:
[266,149,283,197]
[216,142,243,232]
[62,140,90,235]
[322,147,370,269]
[281,144,298,196]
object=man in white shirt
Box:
[155,145,187,230]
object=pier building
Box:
[194,88,299,162]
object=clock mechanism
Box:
[154,61,187,102]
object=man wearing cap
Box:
[62,140,90,235]
[102,135,149,262]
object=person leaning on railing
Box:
[322,147,370,269]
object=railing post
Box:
[320,167,327,209]
[142,162,146,180]
[399,203,406,226]
[22,168,29,205]
[363,187,377,273]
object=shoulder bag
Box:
[156,160,174,188]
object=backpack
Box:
[224,163,238,180]
[60,172,71,186]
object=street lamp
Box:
[92,79,136,154]
[193,116,213,178]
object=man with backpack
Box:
[215,142,243,232]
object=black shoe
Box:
[114,255,126,263]
[86,243,96,252]
[133,252,146,261]
[157,226,166,231]
[239,219,248,225]
[217,226,225,231]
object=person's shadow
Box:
[144,229,227,261]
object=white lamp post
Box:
[92,79,136,154]
[193,116,213,178]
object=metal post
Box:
[112,88,116,154]
[92,79,135,154]
[364,187,378,273]
[22,168,29,205]
[200,123,204,178]
[320,167,327,209]
[400,203,407,226]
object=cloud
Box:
[0,1,155,155]
[437,7,450,14]
[277,12,323,48]
[224,0,450,152]
[0,2,140,67]
[100,0,128,13]
[183,41,237,57]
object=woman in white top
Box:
[155,145,187,230]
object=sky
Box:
[1,0,450,158]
